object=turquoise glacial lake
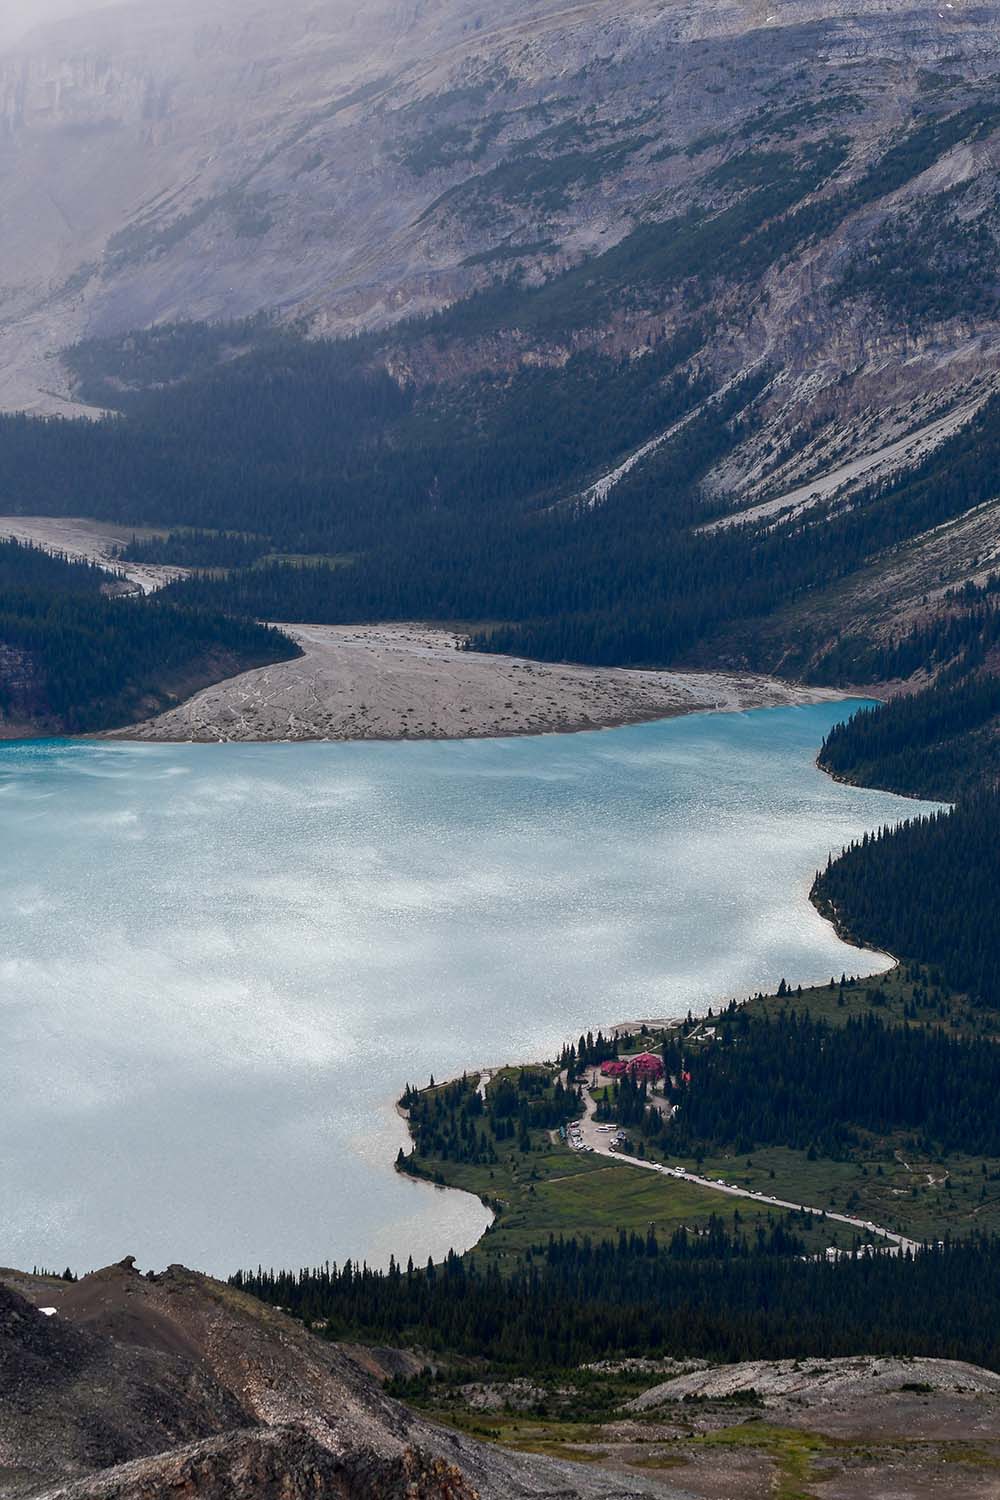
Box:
[0,703,939,1276]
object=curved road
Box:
[573,1080,922,1255]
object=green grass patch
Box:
[257,552,356,569]
[741,966,1000,1040]
[626,1453,691,1470]
[409,1126,853,1262]
[696,1423,833,1500]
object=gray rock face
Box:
[1,1260,689,1500]
[0,1279,252,1496]
[627,1354,1000,1410]
[0,0,998,434]
[32,1428,483,1500]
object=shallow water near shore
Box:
[0,703,939,1276]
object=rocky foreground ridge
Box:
[0,1258,689,1500]
[6,1259,1000,1499]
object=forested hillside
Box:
[813,633,999,1015]
[236,1232,1000,1372]
[661,1009,1000,1156]
[819,655,1000,800]
[0,539,297,734]
[812,794,1000,1008]
[3,62,1000,680]
[4,337,1000,680]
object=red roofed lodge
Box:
[600,1052,665,1082]
[627,1051,665,1081]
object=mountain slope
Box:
[1,1258,686,1500]
[1,0,1000,725]
[2,0,999,434]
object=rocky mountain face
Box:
[1,0,997,456]
[0,1259,686,1500]
[7,1261,1000,1500]
[1,0,999,677]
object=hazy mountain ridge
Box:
[2,0,998,442]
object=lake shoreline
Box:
[1,700,931,1275]
[0,513,878,746]
[387,741,910,1263]
[105,622,855,745]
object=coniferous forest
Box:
[2,303,1000,674]
[2,90,999,1401]
[663,1009,1000,1156]
[234,1233,1000,1372]
[812,794,1000,1008]
[819,666,1000,800]
[0,538,297,732]
[31,375,1000,675]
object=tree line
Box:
[233,1230,1000,1372]
[0,539,297,731]
[813,793,1000,1008]
[819,665,1000,800]
[656,1008,1000,1157]
[400,1068,581,1168]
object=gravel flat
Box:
[0,516,848,744]
[0,515,185,595]
[109,621,846,743]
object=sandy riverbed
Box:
[0,515,186,594]
[110,621,848,743]
[2,513,848,741]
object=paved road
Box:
[572,1079,922,1255]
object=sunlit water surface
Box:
[0,704,939,1275]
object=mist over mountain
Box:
[1,0,997,420]
[0,0,129,49]
[2,0,1000,708]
